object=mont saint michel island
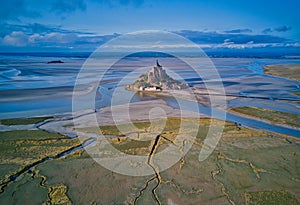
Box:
[126,60,188,92]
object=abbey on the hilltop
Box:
[127,60,188,91]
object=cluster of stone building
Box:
[139,86,162,91]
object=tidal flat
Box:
[1,56,300,204]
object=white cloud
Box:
[1,29,300,50]
[2,31,29,46]
[102,44,199,49]
[34,32,77,43]
[2,31,79,47]
[197,42,299,49]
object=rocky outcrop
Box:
[127,60,188,91]
[47,60,64,64]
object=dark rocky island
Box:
[127,60,188,91]
[47,60,64,64]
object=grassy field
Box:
[245,190,299,205]
[38,118,300,204]
[0,128,82,204]
[292,91,300,96]
[0,130,81,166]
[0,130,65,140]
[0,116,51,125]
[231,106,300,128]
[263,64,300,81]
[0,118,299,204]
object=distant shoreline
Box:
[263,63,300,81]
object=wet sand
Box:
[37,99,204,138]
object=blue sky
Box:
[1,0,299,52]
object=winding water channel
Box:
[99,83,300,138]
[165,97,300,138]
